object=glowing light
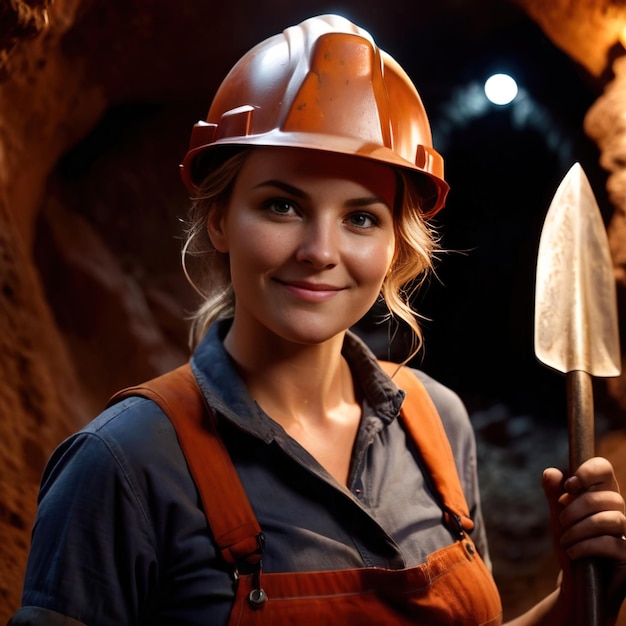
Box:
[484,73,519,106]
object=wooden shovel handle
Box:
[566,370,603,626]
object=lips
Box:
[274,278,345,302]
[280,279,342,291]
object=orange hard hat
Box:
[180,14,449,216]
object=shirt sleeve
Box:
[14,419,160,625]
[12,397,236,626]
[8,607,87,625]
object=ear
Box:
[207,210,229,253]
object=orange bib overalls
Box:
[114,362,503,625]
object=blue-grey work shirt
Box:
[10,320,489,625]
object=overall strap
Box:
[378,361,474,534]
[108,363,264,569]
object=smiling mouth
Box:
[275,279,345,302]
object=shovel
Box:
[534,162,621,626]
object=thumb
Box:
[542,467,569,571]
[542,466,566,516]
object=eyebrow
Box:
[254,180,308,198]
[253,179,391,208]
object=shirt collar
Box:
[190,319,405,440]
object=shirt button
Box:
[354,488,362,498]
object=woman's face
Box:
[208,147,397,347]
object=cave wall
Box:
[1,0,625,621]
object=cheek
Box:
[351,236,395,285]
[227,221,291,274]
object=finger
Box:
[560,508,626,549]
[559,490,626,529]
[565,457,620,494]
[542,467,569,567]
[543,467,566,499]
[562,533,626,562]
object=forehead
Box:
[235,147,397,206]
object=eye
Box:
[264,198,298,216]
[346,212,380,229]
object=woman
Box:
[10,14,626,625]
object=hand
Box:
[543,457,626,621]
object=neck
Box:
[223,320,354,425]
[224,318,362,486]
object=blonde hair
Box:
[383,174,439,360]
[182,149,439,358]
[182,149,248,342]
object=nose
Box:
[295,215,339,269]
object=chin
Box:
[269,321,350,347]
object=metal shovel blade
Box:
[535,163,620,626]
[534,162,620,377]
